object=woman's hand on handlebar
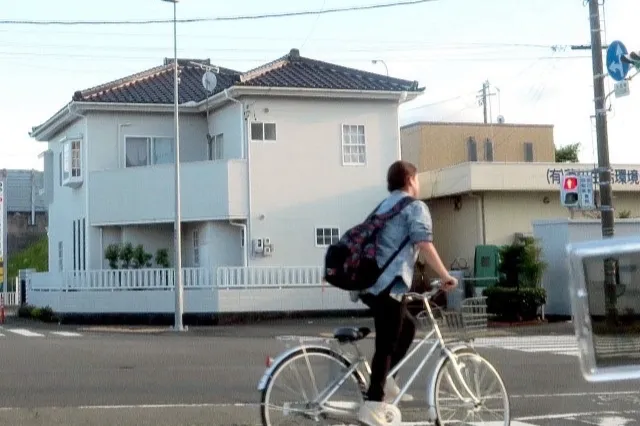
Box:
[436,274,458,292]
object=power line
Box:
[0,0,437,26]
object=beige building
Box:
[401,121,555,171]
[417,161,640,270]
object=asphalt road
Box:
[1,318,640,425]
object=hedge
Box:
[482,286,547,322]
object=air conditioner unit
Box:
[263,244,274,256]
[252,238,264,253]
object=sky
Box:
[1,0,640,171]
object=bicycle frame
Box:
[293,289,483,416]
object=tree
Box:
[555,142,581,163]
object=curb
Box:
[78,326,176,334]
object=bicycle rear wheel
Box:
[434,352,510,426]
[260,347,366,426]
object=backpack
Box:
[323,196,415,291]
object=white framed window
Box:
[241,228,245,247]
[58,241,63,272]
[315,227,340,247]
[250,122,276,142]
[60,138,83,188]
[341,124,366,165]
[125,136,175,167]
[207,133,224,160]
[193,229,200,266]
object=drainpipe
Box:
[30,170,36,226]
[223,89,252,268]
[67,104,90,270]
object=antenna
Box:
[202,71,217,93]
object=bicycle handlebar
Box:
[402,278,445,303]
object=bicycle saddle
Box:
[333,326,371,343]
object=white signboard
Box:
[578,173,595,210]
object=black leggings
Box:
[360,279,416,401]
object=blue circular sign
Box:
[607,40,630,82]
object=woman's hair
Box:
[386,160,418,192]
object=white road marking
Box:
[50,331,82,337]
[517,410,640,421]
[474,335,579,357]
[7,328,45,337]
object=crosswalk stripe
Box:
[50,331,82,337]
[8,329,45,337]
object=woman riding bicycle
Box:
[355,160,458,426]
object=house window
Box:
[251,122,276,142]
[315,227,340,247]
[341,124,366,165]
[58,241,63,272]
[524,142,534,162]
[484,139,494,162]
[193,229,200,266]
[241,228,245,247]
[125,136,175,167]
[467,137,477,162]
[207,133,224,160]
[59,139,83,188]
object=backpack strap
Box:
[375,196,417,275]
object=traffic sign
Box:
[578,173,595,210]
[606,40,630,82]
[561,173,580,207]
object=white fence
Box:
[25,266,365,314]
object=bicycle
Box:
[257,280,510,425]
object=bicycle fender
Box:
[425,344,473,421]
[257,344,364,391]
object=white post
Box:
[162,0,184,331]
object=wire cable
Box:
[0,0,437,26]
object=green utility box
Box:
[473,245,500,294]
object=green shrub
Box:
[498,237,546,289]
[483,286,547,321]
[16,304,59,323]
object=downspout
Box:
[223,89,251,267]
[67,104,90,270]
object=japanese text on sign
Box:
[546,168,640,186]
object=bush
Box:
[483,286,547,322]
[17,304,59,323]
[498,237,546,289]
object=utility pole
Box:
[587,0,618,325]
[477,80,497,124]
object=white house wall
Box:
[207,102,243,160]
[45,117,89,273]
[88,112,209,171]
[204,221,243,268]
[242,97,399,267]
[121,224,173,267]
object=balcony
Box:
[89,160,247,225]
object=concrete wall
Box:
[401,121,555,172]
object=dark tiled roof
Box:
[71,49,423,104]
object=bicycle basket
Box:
[415,296,488,342]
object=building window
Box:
[467,137,477,162]
[58,241,63,272]
[524,142,534,162]
[484,139,494,162]
[315,227,340,247]
[241,228,245,247]
[125,136,175,167]
[207,133,224,161]
[251,122,276,142]
[341,124,366,165]
[193,229,200,266]
[60,139,83,188]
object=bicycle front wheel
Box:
[260,347,366,426]
[434,352,510,426]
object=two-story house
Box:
[26,48,423,314]
[399,120,640,278]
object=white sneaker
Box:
[384,377,414,402]
[358,401,401,426]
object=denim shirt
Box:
[358,190,433,299]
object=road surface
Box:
[1,319,639,425]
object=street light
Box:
[371,59,389,76]
[161,0,184,332]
